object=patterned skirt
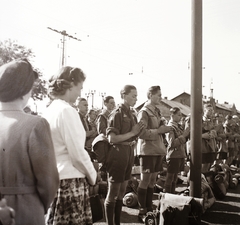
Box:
[46,178,92,225]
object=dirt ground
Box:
[94,174,240,225]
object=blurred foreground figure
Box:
[0,59,59,225]
[0,198,15,225]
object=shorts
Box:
[106,145,134,183]
[234,149,239,157]
[216,152,228,160]
[202,152,216,164]
[139,155,164,173]
[166,158,185,173]
[228,148,234,157]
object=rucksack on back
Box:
[92,134,110,164]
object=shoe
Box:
[138,213,146,223]
[145,211,157,225]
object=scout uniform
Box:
[106,103,138,183]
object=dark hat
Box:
[0,59,38,102]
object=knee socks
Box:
[171,173,179,194]
[104,200,115,225]
[114,200,123,225]
[165,173,174,193]
[146,187,154,212]
[137,187,147,213]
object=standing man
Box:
[104,85,144,225]
[88,109,97,130]
[95,96,115,178]
[76,97,97,150]
[213,113,228,165]
[86,109,98,150]
[201,103,217,173]
[97,96,115,135]
[231,115,240,166]
[137,85,172,222]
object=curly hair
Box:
[48,66,86,97]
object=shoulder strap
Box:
[98,112,108,121]
[140,106,155,117]
[172,126,178,138]
[138,106,156,129]
[108,106,122,126]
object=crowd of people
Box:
[0,60,239,225]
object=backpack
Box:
[204,164,231,200]
[92,134,111,165]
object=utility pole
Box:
[190,0,202,203]
[47,27,81,67]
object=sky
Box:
[1,0,240,111]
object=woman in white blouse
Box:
[43,66,97,225]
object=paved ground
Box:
[94,174,240,225]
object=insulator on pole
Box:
[47,27,81,67]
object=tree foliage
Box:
[0,39,47,100]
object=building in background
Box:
[136,92,240,120]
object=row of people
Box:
[1,59,239,225]
[80,85,186,223]
[0,61,151,225]
[79,87,240,223]
[187,103,240,173]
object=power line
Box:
[47,27,81,67]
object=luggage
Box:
[158,193,203,225]
[123,177,139,208]
[204,164,231,200]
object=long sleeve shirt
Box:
[43,99,97,185]
[96,109,110,135]
[137,103,166,156]
[166,120,186,159]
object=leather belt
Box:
[115,140,137,146]
[0,186,37,195]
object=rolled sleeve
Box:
[106,112,122,136]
